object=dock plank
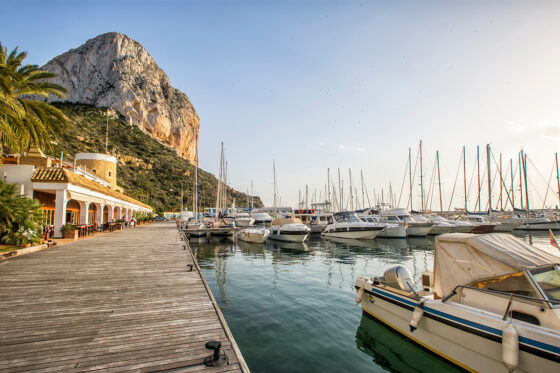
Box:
[0,222,248,372]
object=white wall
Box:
[0,165,35,199]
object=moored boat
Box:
[235,212,255,227]
[355,233,560,372]
[237,226,270,243]
[323,211,385,240]
[269,216,310,242]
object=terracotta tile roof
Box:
[32,168,152,210]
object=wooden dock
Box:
[0,222,249,372]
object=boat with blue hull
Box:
[355,233,560,372]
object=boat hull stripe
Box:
[359,286,560,362]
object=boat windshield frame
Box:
[526,265,560,308]
[333,212,361,223]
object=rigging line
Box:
[542,159,555,209]
[474,160,487,211]
[527,176,547,208]
[409,146,420,210]
[466,152,478,209]
[490,152,514,209]
[527,155,556,193]
[447,150,463,211]
[427,155,437,211]
[501,161,512,210]
[397,155,409,207]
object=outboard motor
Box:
[383,265,416,292]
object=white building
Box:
[1,147,152,238]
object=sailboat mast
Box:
[251,180,254,209]
[486,144,492,213]
[349,169,353,211]
[327,168,331,208]
[556,153,560,209]
[499,154,503,211]
[361,170,365,208]
[273,160,277,216]
[436,150,443,212]
[419,141,424,211]
[477,145,481,211]
[510,158,515,209]
[523,151,530,216]
[519,152,524,209]
[463,146,467,211]
[338,168,342,211]
[409,147,413,210]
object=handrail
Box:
[443,285,560,305]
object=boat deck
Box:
[0,222,248,372]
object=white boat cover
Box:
[433,233,560,298]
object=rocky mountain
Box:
[42,32,198,162]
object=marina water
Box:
[192,232,553,373]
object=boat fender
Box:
[409,301,425,332]
[502,322,519,371]
[355,287,364,305]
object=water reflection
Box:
[355,313,463,373]
[191,231,555,373]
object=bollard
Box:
[187,264,193,272]
[204,341,227,367]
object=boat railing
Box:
[442,285,560,307]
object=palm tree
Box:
[0,43,68,155]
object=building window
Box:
[41,208,55,226]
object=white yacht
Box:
[426,214,457,235]
[457,214,498,234]
[516,216,560,231]
[235,212,255,227]
[309,212,333,234]
[490,214,525,232]
[237,226,270,243]
[380,208,433,237]
[269,216,310,242]
[323,212,386,240]
[355,233,560,372]
[252,212,273,226]
[359,214,407,239]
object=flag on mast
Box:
[549,229,559,250]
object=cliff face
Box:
[43,32,199,162]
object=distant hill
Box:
[48,103,263,212]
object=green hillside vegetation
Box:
[48,103,263,213]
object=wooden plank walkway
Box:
[0,222,249,372]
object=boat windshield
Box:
[529,266,560,302]
[334,212,360,223]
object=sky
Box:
[3,0,560,210]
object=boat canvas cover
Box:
[433,233,560,298]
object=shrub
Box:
[0,181,43,247]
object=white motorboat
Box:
[490,214,525,232]
[359,214,407,239]
[235,212,255,227]
[269,216,310,242]
[426,214,457,235]
[380,208,433,237]
[323,212,386,240]
[237,226,270,243]
[355,233,560,372]
[252,212,273,226]
[309,212,333,234]
[516,216,560,231]
[457,214,498,234]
